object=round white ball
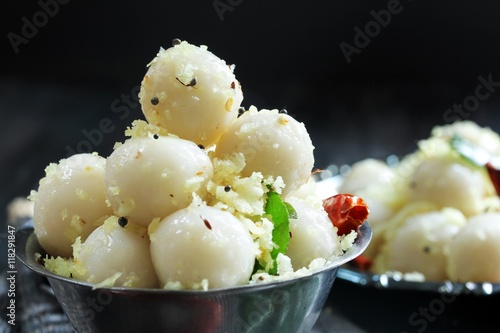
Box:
[337,158,395,260]
[409,157,486,216]
[339,158,394,195]
[380,208,465,280]
[285,198,339,269]
[215,108,314,195]
[74,217,159,288]
[33,153,112,258]
[105,136,213,227]
[139,40,243,147]
[447,213,500,282]
[150,205,256,289]
[354,192,394,260]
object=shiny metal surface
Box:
[338,267,500,296]
[16,221,372,333]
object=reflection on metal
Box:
[338,267,500,296]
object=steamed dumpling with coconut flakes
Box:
[105,135,213,227]
[31,153,113,258]
[72,216,159,288]
[339,158,395,195]
[409,156,486,216]
[139,39,243,147]
[432,120,500,157]
[215,107,314,195]
[285,198,340,270]
[374,208,466,281]
[337,158,395,260]
[150,204,257,290]
[447,213,500,282]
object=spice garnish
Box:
[201,216,212,230]
[176,77,197,87]
[118,217,128,228]
[238,107,246,117]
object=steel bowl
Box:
[16,220,371,333]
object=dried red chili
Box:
[486,162,500,197]
[352,254,373,271]
[323,193,370,236]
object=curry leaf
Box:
[265,191,291,275]
[450,134,489,167]
[284,202,298,219]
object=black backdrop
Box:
[1,0,500,267]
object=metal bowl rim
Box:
[16,220,372,295]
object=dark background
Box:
[1,0,500,278]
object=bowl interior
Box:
[16,221,371,333]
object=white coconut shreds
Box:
[249,231,357,285]
[41,254,74,278]
[41,151,358,288]
[163,279,209,291]
[250,255,340,285]
[340,230,358,252]
[125,119,170,139]
[206,153,273,216]
[27,189,38,202]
